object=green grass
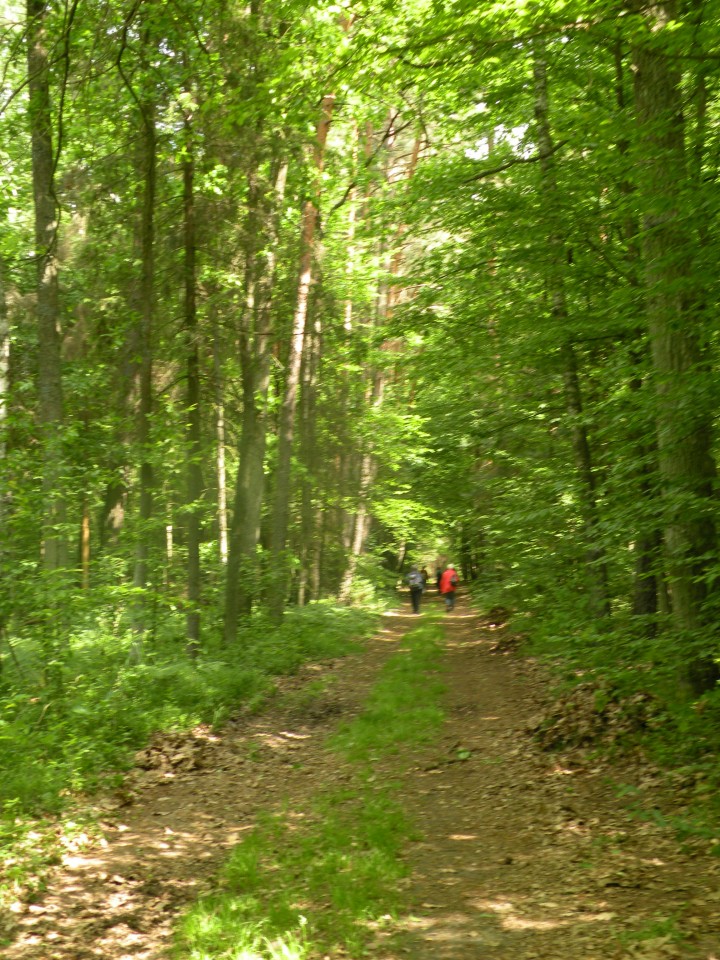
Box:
[174,622,446,960]
[330,622,445,764]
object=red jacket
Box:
[440,569,458,594]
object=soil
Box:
[4,589,720,960]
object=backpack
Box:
[408,571,423,589]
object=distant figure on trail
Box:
[406,565,425,614]
[439,564,459,612]
[420,566,430,585]
[436,567,442,592]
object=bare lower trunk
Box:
[0,255,8,536]
[0,255,9,634]
[183,123,202,656]
[614,41,662,626]
[298,314,321,605]
[213,326,228,564]
[131,97,156,652]
[224,162,287,643]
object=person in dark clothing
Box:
[406,565,424,614]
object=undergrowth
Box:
[174,621,445,960]
[498,594,720,840]
[0,602,378,910]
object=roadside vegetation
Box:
[0,603,379,912]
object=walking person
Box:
[439,564,459,612]
[406,565,425,614]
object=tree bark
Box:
[0,254,8,535]
[130,95,156,650]
[0,254,9,638]
[224,160,288,642]
[631,0,718,692]
[183,118,202,656]
[297,311,321,606]
[212,316,229,565]
[613,39,662,624]
[27,0,67,574]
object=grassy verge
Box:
[174,622,446,960]
[0,603,378,914]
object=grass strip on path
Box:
[174,620,446,960]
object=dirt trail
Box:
[5,591,720,959]
[384,594,720,959]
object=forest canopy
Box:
[1,0,720,824]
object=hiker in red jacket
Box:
[439,564,459,612]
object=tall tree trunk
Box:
[0,254,8,536]
[212,316,229,564]
[27,0,67,575]
[298,311,321,605]
[268,95,335,623]
[631,0,718,693]
[533,48,611,618]
[131,96,156,650]
[224,160,288,643]
[613,39,662,624]
[183,118,202,655]
[0,255,9,639]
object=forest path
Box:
[380,594,719,960]
[5,591,720,959]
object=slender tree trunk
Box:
[268,96,335,622]
[0,254,8,535]
[533,48,611,618]
[27,0,66,575]
[631,0,718,692]
[298,312,321,605]
[0,255,9,639]
[212,319,229,564]
[183,119,202,656]
[224,160,288,643]
[80,500,91,590]
[613,40,662,623]
[131,97,156,651]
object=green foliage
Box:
[0,603,377,905]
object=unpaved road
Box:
[5,590,720,959]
